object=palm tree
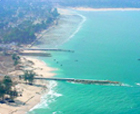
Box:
[9,90,18,101]
[23,70,35,85]
[28,71,35,85]
[3,76,13,94]
[12,54,20,61]
[0,82,6,102]
[2,76,13,102]
[23,71,29,84]
[0,76,18,103]
[12,54,20,66]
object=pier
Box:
[24,48,74,53]
[35,77,121,85]
[19,52,51,57]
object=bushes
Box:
[0,0,60,44]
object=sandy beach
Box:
[0,57,57,114]
[0,8,71,114]
[73,7,140,11]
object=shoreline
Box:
[0,8,67,114]
[12,8,73,114]
[7,7,140,114]
[0,57,57,114]
[73,7,140,11]
[0,8,82,114]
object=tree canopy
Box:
[23,70,36,85]
[0,0,59,44]
[0,76,18,103]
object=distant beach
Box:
[73,7,140,11]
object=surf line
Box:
[59,12,87,46]
[29,81,62,111]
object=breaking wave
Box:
[29,81,62,112]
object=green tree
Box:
[0,82,6,101]
[12,54,19,60]
[3,76,13,94]
[9,90,18,101]
[12,54,20,66]
[23,70,36,85]
[52,8,60,17]
[23,71,28,84]
[0,76,18,103]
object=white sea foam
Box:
[53,111,63,114]
[135,83,140,86]
[29,81,62,112]
[120,83,133,87]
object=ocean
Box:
[28,9,140,114]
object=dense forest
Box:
[0,0,59,44]
[52,0,140,8]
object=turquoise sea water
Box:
[29,10,140,114]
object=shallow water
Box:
[29,9,140,114]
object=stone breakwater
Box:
[35,77,121,85]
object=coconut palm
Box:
[12,54,20,66]
[9,90,18,101]
[0,82,5,102]
[23,70,35,85]
[0,76,18,103]
[3,76,12,93]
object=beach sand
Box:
[0,7,73,114]
[0,8,71,114]
[73,7,140,11]
[0,57,57,114]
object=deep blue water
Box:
[29,10,140,114]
